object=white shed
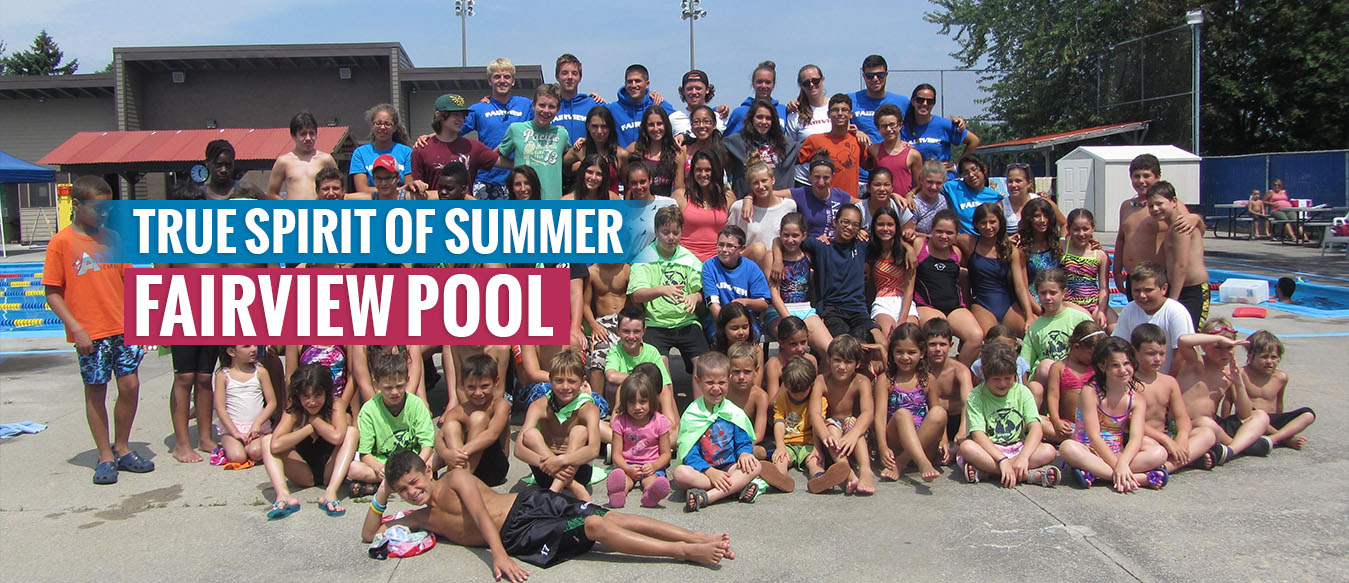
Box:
[1055,145,1201,231]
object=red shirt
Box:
[42,227,128,341]
[410,135,500,190]
[798,132,867,197]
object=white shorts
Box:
[870,295,919,321]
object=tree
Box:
[926,0,1349,155]
[2,30,78,76]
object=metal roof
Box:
[38,127,353,173]
[977,121,1151,154]
[402,65,545,93]
[0,73,116,100]
[116,43,412,71]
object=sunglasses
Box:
[863,71,887,80]
[914,97,936,105]
[800,77,822,87]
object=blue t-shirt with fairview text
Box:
[465,96,533,185]
[702,256,772,336]
[849,90,911,142]
[901,116,968,166]
[349,143,413,188]
[942,179,1005,235]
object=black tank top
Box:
[915,240,963,312]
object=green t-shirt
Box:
[497,121,569,200]
[1021,308,1092,364]
[605,341,673,386]
[627,242,704,329]
[966,382,1039,445]
[357,393,436,462]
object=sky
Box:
[0,0,991,118]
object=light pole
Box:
[1186,8,1203,154]
[455,0,475,67]
[680,0,707,71]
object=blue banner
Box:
[105,200,655,264]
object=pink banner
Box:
[125,268,571,345]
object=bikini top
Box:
[1059,364,1095,393]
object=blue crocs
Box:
[93,461,118,485]
[116,451,155,473]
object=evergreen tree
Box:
[2,30,79,76]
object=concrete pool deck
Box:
[1,233,1346,582]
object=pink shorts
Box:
[956,441,1024,469]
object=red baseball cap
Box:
[371,154,400,175]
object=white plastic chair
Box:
[1321,214,1349,257]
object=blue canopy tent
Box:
[0,150,57,257]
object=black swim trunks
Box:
[499,487,607,567]
[1267,407,1315,430]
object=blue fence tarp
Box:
[1200,150,1349,214]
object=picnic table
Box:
[1210,203,1251,239]
[1274,205,1349,245]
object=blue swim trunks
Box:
[78,335,144,385]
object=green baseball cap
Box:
[434,94,470,113]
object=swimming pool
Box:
[1107,268,1349,318]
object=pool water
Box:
[1108,268,1349,318]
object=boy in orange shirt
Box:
[797,94,868,196]
[44,176,154,485]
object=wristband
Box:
[370,498,387,514]
[995,456,1008,465]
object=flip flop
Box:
[683,488,707,513]
[92,461,118,485]
[807,461,851,494]
[267,500,301,520]
[737,482,759,504]
[319,499,346,517]
[758,462,796,493]
[1146,468,1170,489]
[116,451,156,473]
[1073,468,1095,488]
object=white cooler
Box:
[1218,279,1269,304]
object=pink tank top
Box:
[875,144,916,193]
[681,203,729,262]
[1267,189,1290,210]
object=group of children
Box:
[45,140,1320,579]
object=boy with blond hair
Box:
[1174,319,1273,464]
[674,352,765,511]
[516,349,602,501]
[808,335,877,495]
[1242,330,1315,449]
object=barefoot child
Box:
[604,305,680,436]
[1043,321,1104,443]
[773,356,847,493]
[436,354,512,487]
[1147,181,1211,330]
[261,364,360,519]
[765,212,833,356]
[351,349,436,495]
[924,318,974,466]
[367,452,736,580]
[713,304,767,390]
[873,323,946,482]
[266,112,338,200]
[585,262,631,398]
[608,373,674,508]
[213,345,278,464]
[957,343,1060,488]
[1061,209,1115,329]
[725,342,771,461]
[1243,330,1315,448]
[44,176,154,484]
[1174,320,1273,462]
[1130,324,1220,473]
[809,335,878,495]
[764,316,818,406]
[516,350,602,501]
[1058,338,1169,491]
[674,352,766,511]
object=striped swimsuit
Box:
[1060,249,1101,312]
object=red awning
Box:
[977,121,1150,154]
[39,127,351,169]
